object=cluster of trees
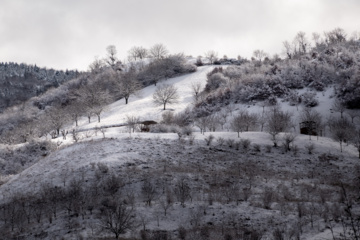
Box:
[0,44,196,144]
[194,28,360,115]
[127,43,169,62]
[0,62,80,111]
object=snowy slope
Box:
[76,66,214,129]
[1,64,360,240]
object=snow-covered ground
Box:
[1,65,359,239]
[77,66,214,129]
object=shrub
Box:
[181,126,193,136]
[205,134,215,146]
[217,137,225,146]
[263,188,275,209]
[292,145,299,156]
[97,162,109,174]
[305,142,315,154]
[302,91,319,107]
[253,144,261,152]
[161,111,174,124]
[240,139,252,150]
[205,72,228,92]
[265,145,272,153]
[149,124,180,133]
[226,139,235,148]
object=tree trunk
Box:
[125,97,128,104]
[163,102,166,110]
[340,141,343,152]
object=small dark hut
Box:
[300,121,318,136]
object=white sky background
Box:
[0,0,359,71]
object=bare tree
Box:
[252,49,268,62]
[153,84,179,110]
[128,46,148,61]
[116,68,141,104]
[230,109,258,137]
[195,117,209,134]
[283,41,293,59]
[312,32,322,46]
[76,84,113,123]
[159,189,173,216]
[332,99,347,118]
[282,133,297,152]
[45,107,69,137]
[324,28,347,45]
[174,177,191,207]
[67,100,86,127]
[207,115,220,132]
[204,50,218,64]
[141,178,157,206]
[149,43,169,59]
[126,115,140,135]
[89,56,105,74]
[191,82,202,102]
[293,31,309,55]
[105,45,118,69]
[328,116,354,152]
[266,106,293,147]
[100,203,136,239]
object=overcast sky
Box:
[1,0,359,71]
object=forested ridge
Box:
[0,62,80,111]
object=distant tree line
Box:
[0,62,80,111]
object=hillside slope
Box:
[75,66,214,130]
[0,65,359,240]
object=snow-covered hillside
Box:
[0,65,359,240]
[76,66,214,129]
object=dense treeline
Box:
[0,62,80,111]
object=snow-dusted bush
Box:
[138,54,197,86]
[305,142,315,154]
[180,126,193,136]
[281,65,305,89]
[173,110,192,127]
[337,69,360,108]
[223,65,243,80]
[302,91,319,107]
[205,72,228,92]
[287,90,301,107]
[161,111,174,125]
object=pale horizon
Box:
[1,0,359,71]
